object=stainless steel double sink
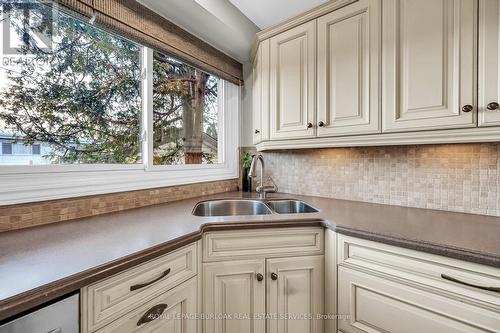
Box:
[192,199,319,217]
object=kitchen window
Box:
[0,2,239,204]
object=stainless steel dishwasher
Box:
[0,294,79,333]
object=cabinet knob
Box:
[318,121,325,127]
[487,102,500,111]
[256,273,264,281]
[255,129,260,134]
[461,105,474,113]
[271,272,278,280]
[307,122,313,129]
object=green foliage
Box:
[242,151,253,170]
[0,3,141,164]
[0,3,218,165]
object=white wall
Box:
[240,61,254,147]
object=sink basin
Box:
[266,200,319,214]
[192,199,272,217]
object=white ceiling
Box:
[138,0,259,62]
[228,0,329,29]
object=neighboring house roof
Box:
[202,132,217,151]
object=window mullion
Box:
[142,47,154,170]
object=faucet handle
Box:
[266,177,278,193]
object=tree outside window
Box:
[0,2,220,166]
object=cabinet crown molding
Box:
[250,0,357,61]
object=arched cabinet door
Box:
[479,0,500,126]
[382,0,477,132]
[317,0,381,137]
[269,21,317,140]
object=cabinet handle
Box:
[487,102,500,111]
[271,272,278,280]
[256,273,264,281]
[318,121,325,127]
[461,105,473,113]
[307,122,313,129]
[255,129,260,134]
[137,303,168,326]
[441,274,500,293]
[130,268,171,291]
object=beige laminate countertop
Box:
[1,191,500,321]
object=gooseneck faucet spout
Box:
[248,153,278,199]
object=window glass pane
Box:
[152,50,219,165]
[32,144,40,155]
[1,142,12,154]
[12,143,30,155]
[0,2,142,165]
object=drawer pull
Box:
[130,268,171,291]
[441,274,500,293]
[137,303,168,326]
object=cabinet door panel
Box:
[317,0,381,136]
[270,21,316,139]
[203,259,266,333]
[479,0,500,126]
[252,43,263,144]
[338,266,499,333]
[253,40,270,144]
[267,256,324,333]
[382,0,477,132]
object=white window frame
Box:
[0,46,240,205]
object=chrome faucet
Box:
[248,153,278,199]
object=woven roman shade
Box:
[54,0,243,85]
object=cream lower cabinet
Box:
[202,228,325,333]
[337,235,500,333]
[95,277,198,333]
[203,259,266,333]
[81,243,199,333]
[267,256,324,333]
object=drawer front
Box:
[203,227,324,262]
[338,235,500,311]
[338,266,500,333]
[96,276,197,333]
[83,243,197,332]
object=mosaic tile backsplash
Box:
[260,143,500,217]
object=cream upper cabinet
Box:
[382,0,477,132]
[479,0,500,126]
[269,21,316,140]
[267,256,324,333]
[203,259,266,333]
[317,0,381,137]
[253,39,270,144]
